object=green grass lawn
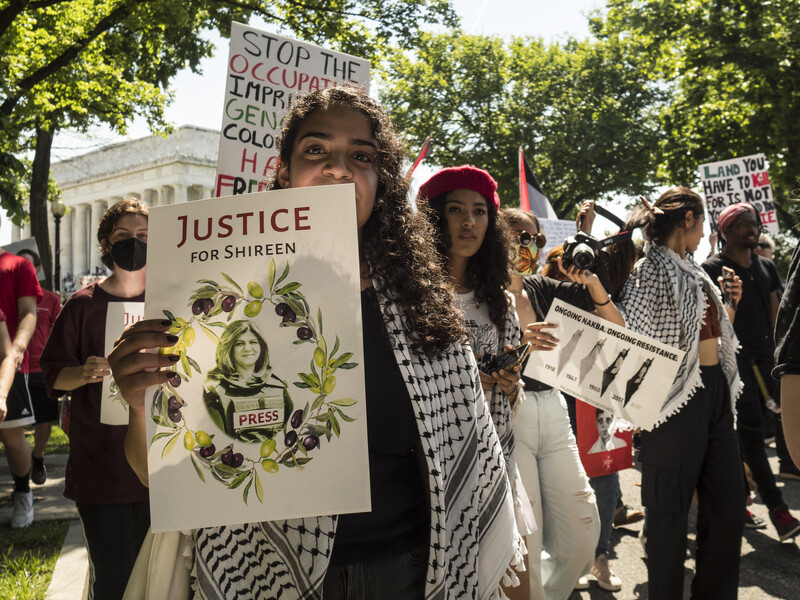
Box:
[1,420,72,598]
[0,425,70,458]
[0,519,71,600]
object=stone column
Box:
[159,186,173,206]
[61,209,73,279]
[72,203,88,276]
[89,200,108,273]
[174,183,188,205]
[22,222,31,239]
[11,225,21,242]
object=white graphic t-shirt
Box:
[458,291,498,370]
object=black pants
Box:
[640,365,745,600]
[77,500,150,600]
[736,357,785,510]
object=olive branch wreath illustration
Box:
[150,259,359,505]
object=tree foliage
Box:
[0,0,456,288]
[379,32,665,217]
[592,0,800,231]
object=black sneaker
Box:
[31,454,47,485]
[770,506,800,541]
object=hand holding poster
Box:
[523,299,685,430]
[101,302,143,425]
[216,23,370,197]
[698,153,778,234]
[143,184,370,532]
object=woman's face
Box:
[510,215,540,276]
[233,331,261,369]
[277,106,379,233]
[442,189,489,261]
[685,210,705,253]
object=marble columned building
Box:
[10,126,220,279]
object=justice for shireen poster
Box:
[144,184,370,532]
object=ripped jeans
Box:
[514,387,600,600]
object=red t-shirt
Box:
[40,282,148,504]
[27,290,61,373]
[0,251,43,373]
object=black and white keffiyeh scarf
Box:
[617,243,741,427]
[189,286,524,600]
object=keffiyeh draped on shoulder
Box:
[617,243,741,428]
[189,285,524,600]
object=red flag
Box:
[406,136,431,181]
[519,147,557,219]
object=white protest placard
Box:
[215,23,371,197]
[101,302,144,425]
[538,219,577,265]
[698,153,778,234]
[524,299,685,430]
[144,184,370,532]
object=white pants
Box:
[514,388,600,600]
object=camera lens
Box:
[572,244,595,270]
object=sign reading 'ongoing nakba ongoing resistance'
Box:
[215,23,371,198]
[523,299,685,431]
[143,184,370,532]
[698,153,779,234]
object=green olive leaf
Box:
[293,381,312,389]
[186,355,202,374]
[334,407,356,423]
[311,395,325,412]
[267,260,276,291]
[276,282,302,295]
[298,372,319,387]
[190,453,206,483]
[163,310,176,322]
[254,469,264,503]
[151,431,173,443]
[228,471,250,489]
[180,353,191,377]
[338,363,359,370]
[196,279,220,287]
[317,309,324,337]
[161,433,180,458]
[330,398,357,407]
[221,272,243,294]
[331,336,340,357]
[243,479,252,505]
[275,263,290,286]
[329,415,341,437]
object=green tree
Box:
[379,32,665,217]
[593,0,800,233]
[1,0,457,289]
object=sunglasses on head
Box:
[757,242,771,249]
[518,230,547,249]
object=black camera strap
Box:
[594,204,626,229]
[598,229,633,249]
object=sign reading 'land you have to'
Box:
[215,23,371,198]
[698,153,778,234]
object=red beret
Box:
[717,202,758,237]
[417,165,500,210]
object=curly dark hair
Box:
[264,85,466,356]
[97,198,149,269]
[426,190,512,332]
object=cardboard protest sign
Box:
[523,299,685,430]
[538,219,576,265]
[144,184,370,532]
[215,23,371,197]
[101,302,143,425]
[698,153,778,234]
[576,399,632,478]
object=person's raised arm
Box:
[108,318,181,487]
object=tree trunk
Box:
[29,123,53,291]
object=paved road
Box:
[570,444,800,599]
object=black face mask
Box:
[111,238,147,272]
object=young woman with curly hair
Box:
[109,86,524,600]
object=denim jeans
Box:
[514,387,600,600]
[588,472,619,557]
[323,543,428,599]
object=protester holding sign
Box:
[40,199,150,600]
[616,187,745,600]
[417,165,537,599]
[502,204,625,598]
[110,85,524,600]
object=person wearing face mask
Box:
[40,198,150,600]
